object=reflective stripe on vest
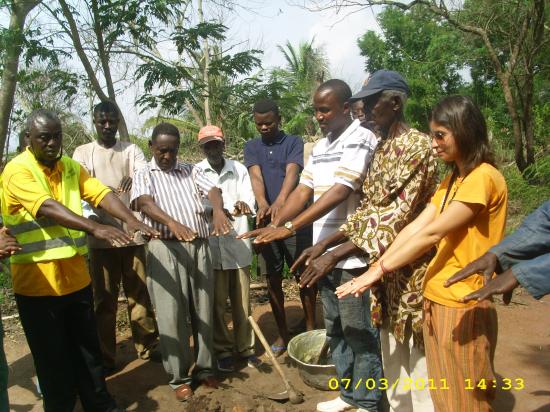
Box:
[1,150,88,264]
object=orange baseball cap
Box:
[198,125,224,144]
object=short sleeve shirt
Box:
[243,132,304,204]
[73,140,147,248]
[130,158,215,239]
[2,149,111,296]
[300,120,378,269]
[423,163,508,307]
[197,158,254,270]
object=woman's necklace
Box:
[440,168,463,214]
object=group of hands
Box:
[1,176,517,303]
[238,202,342,289]
[333,252,519,304]
[93,179,250,246]
[239,203,518,304]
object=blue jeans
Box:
[490,200,550,299]
[320,268,383,411]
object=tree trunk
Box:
[197,0,211,124]
[498,73,526,172]
[523,72,535,168]
[58,0,130,140]
[90,0,129,141]
[0,0,41,162]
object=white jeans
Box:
[380,320,434,412]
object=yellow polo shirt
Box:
[2,148,111,296]
[423,163,508,307]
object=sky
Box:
[226,1,380,90]
[118,0,382,132]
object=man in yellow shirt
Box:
[1,109,158,412]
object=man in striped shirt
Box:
[240,79,381,412]
[130,122,232,402]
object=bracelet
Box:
[379,260,391,275]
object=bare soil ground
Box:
[5,282,550,412]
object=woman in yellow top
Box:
[336,95,507,411]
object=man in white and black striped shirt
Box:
[131,122,232,402]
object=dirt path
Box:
[6,290,550,412]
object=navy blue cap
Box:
[350,70,410,101]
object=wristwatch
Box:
[283,221,296,235]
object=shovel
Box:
[248,316,304,404]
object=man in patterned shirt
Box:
[296,70,438,412]
[131,122,232,402]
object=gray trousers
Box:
[146,239,214,387]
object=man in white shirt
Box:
[196,125,260,373]
[73,101,159,373]
[240,79,381,412]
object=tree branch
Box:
[57,0,108,101]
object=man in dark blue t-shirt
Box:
[244,99,314,356]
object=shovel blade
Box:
[267,390,290,401]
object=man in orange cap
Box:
[196,125,261,372]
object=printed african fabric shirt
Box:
[340,127,437,346]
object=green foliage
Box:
[358,6,467,130]
[502,157,550,231]
[98,0,183,49]
[258,39,329,139]
[172,22,227,53]
[138,116,203,161]
[135,20,262,126]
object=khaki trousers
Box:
[213,267,255,359]
[89,245,158,368]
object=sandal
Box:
[270,344,287,357]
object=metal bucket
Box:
[287,329,336,391]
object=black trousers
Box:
[16,285,117,412]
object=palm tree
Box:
[273,39,330,138]
[278,39,329,96]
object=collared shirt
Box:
[243,131,304,204]
[489,200,550,300]
[2,148,111,296]
[197,158,254,270]
[73,140,147,248]
[131,158,215,239]
[300,120,377,269]
[341,128,437,345]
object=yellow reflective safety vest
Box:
[0,150,88,264]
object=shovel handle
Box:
[248,316,292,390]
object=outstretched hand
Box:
[335,265,383,299]
[118,176,133,193]
[211,209,233,236]
[92,224,134,247]
[126,220,160,240]
[233,201,252,216]
[445,252,499,288]
[168,221,197,242]
[255,204,271,226]
[298,251,338,288]
[237,226,290,243]
[459,269,518,304]
[292,243,327,276]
